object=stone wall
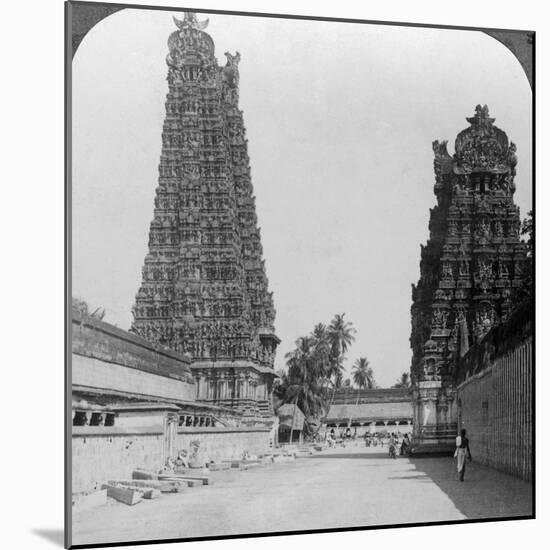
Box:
[72,428,165,494]
[72,312,196,402]
[72,312,195,385]
[175,427,272,462]
[456,303,533,481]
[72,425,271,494]
[73,354,195,403]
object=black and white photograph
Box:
[65,1,534,547]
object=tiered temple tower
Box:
[132,13,279,420]
[410,105,526,451]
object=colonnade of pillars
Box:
[324,420,413,435]
[196,374,269,402]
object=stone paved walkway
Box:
[71,446,532,546]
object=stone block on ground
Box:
[183,479,202,487]
[243,461,263,468]
[161,476,203,488]
[109,479,184,493]
[132,469,159,481]
[273,455,295,463]
[173,467,208,474]
[101,484,142,506]
[207,463,231,471]
[159,473,210,485]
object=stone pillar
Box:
[238,375,244,399]
[244,375,250,400]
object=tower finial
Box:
[466,104,494,127]
[173,12,209,31]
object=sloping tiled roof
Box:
[325,401,413,423]
[277,403,305,430]
[332,388,411,404]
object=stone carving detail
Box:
[411,106,527,384]
[132,14,279,417]
[454,105,516,176]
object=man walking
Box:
[455,428,472,481]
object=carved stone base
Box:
[410,381,457,455]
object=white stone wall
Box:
[72,431,164,494]
[175,428,271,460]
[72,426,271,494]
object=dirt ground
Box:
[71,445,532,546]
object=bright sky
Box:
[72,9,532,388]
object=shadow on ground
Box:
[406,456,533,519]
[32,528,64,547]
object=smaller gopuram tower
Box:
[410,105,526,452]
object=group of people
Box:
[363,431,411,455]
[324,428,411,456]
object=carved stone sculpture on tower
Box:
[409,106,527,452]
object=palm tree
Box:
[325,313,356,413]
[328,313,356,364]
[392,372,411,389]
[352,357,375,389]
[284,336,327,442]
[310,323,332,385]
[349,357,375,427]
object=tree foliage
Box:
[392,371,411,389]
[72,297,106,321]
[515,210,533,304]
[351,357,376,389]
[276,313,361,436]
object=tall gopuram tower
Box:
[132,13,280,421]
[410,105,526,452]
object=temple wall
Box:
[72,426,272,494]
[175,427,272,461]
[72,429,165,494]
[73,354,196,402]
[71,312,196,402]
[72,312,195,385]
[456,305,532,481]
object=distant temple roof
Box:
[324,401,413,424]
[331,387,411,405]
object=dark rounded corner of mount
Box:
[482,29,534,90]
[68,2,126,59]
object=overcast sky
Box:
[72,9,532,388]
